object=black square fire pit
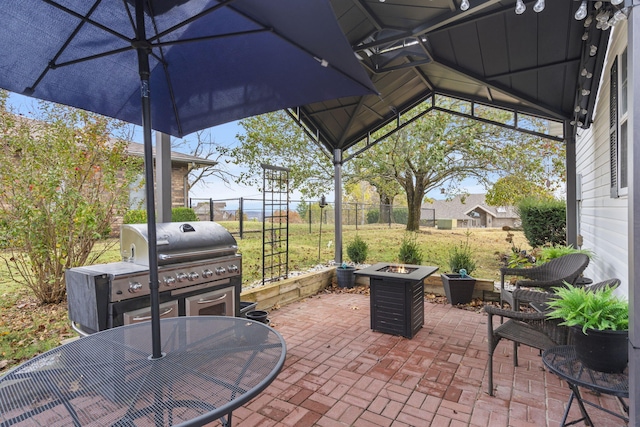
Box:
[355,263,438,339]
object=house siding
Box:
[576,22,629,296]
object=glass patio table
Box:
[0,316,286,427]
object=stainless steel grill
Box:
[66,222,242,335]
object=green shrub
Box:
[123,209,147,224]
[448,242,477,276]
[536,244,594,264]
[517,198,566,247]
[392,208,408,225]
[366,209,379,224]
[123,207,198,224]
[172,207,198,222]
[346,235,369,264]
[398,233,423,265]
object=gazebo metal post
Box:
[627,1,640,423]
[334,149,343,264]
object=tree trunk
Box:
[379,193,392,224]
[405,177,426,232]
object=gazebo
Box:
[288,0,639,422]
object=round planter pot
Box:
[571,326,628,373]
[246,310,269,324]
[336,266,356,288]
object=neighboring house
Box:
[575,22,630,294]
[192,201,230,221]
[421,194,519,228]
[126,141,217,209]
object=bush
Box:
[124,207,198,224]
[171,207,198,222]
[346,235,368,264]
[392,208,408,225]
[366,209,379,224]
[536,244,594,264]
[123,209,147,224]
[517,198,566,247]
[448,243,477,276]
[398,233,423,265]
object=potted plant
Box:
[546,283,628,372]
[337,236,369,288]
[441,240,477,305]
[346,235,368,265]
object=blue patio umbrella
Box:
[0,0,377,358]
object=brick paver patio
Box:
[207,290,628,426]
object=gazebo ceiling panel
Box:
[292,0,613,152]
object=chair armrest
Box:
[484,305,547,322]
[512,288,558,304]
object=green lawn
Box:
[0,223,522,372]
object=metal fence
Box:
[189,197,435,237]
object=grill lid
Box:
[121,222,238,266]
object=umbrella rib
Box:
[26,0,104,94]
[52,46,135,69]
[227,4,377,94]
[151,28,271,48]
[42,0,132,44]
[147,0,238,43]
[145,9,184,138]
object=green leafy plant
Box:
[546,283,628,334]
[448,242,477,276]
[346,235,368,264]
[398,233,423,265]
[535,244,594,264]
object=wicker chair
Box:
[500,253,590,310]
[485,278,621,396]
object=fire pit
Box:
[355,263,438,339]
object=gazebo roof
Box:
[294,0,616,153]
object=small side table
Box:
[542,345,628,426]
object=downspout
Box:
[334,149,343,264]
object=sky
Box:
[7,92,486,204]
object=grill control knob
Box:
[164,276,176,286]
[202,269,214,278]
[188,272,199,281]
[176,272,188,282]
[228,264,239,273]
[215,267,226,275]
[128,281,143,293]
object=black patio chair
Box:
[485,278,621,396]
[500,253,590,310]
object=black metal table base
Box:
[560,385,628,427]
[542,346,629,427]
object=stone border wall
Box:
[240,267,497,310]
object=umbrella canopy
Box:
[1,0,376,137]
[0,0,377,358]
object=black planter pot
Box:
[336,266,356,288]
[441,273,476,305]
[570,326,628,373]
[246,310,269,324]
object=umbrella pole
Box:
[135,0,163,360]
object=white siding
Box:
[576,22,629,296]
